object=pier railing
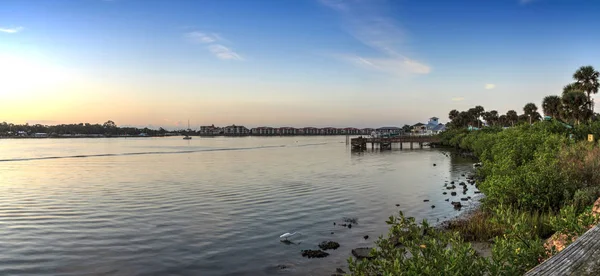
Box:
[350,135,441,150]
[526,224,600,275]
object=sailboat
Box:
[183,119,192,140]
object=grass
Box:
[444,207,556,242]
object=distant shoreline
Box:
[0,134,366,139]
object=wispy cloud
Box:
[208,45,243,61]
[319,0,348,11]
[485,84,496,90]
[186,31,218,44]
[452,97,465,102]
[0,26,24,34]
[320,0,431,76]
[184,31,242,61]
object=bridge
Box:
[350,136,441,150]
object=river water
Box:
[0,136,478,276]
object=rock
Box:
[331,232,334,234]
[319,241,340,250]
[333,222,336,225]
[474,191,481,194]
[443,192,447,195]
[544,232,576,253]
[451,192,457,196]
[467,196,471,200]
[395,204,400,207]
[450,181,455,184]
[276,264,295,270]
[460,182,466,185]
[351,247,373,259]
[593,197,600,217]
[332,267,346,275]
[445,198,449,201]
[348,224,352,229]
[363,235,369,240]
[446,185,455,190]
[461,197,469,201]
[343,217,359,224]
[423,199,429,202]
[431,205,435,208]
[302,249,329,258]
[433,163,436,166]
[451,202,462,208]
[461,174,465,177]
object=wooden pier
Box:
[526,224,600,275]
[350,136,441,150]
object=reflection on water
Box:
[0,136,476,276]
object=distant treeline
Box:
[0,120,174,137]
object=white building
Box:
[223,125,249,136]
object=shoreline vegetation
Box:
[347,65,600,275]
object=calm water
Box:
[0,136,477,276]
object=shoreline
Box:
[326,155,484,275]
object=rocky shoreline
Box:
[277,153,485,276]
[323,161,485,275]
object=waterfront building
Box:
[302,127,319,135]
[223,125,249,136]
[376,127,402,135]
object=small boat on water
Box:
[183,119,192,140]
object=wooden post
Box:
[420,142,423,149]
[400,142,403,150]
[410,142,413,149]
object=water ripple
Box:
[0,136,477,276]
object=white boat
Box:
[183,119,192,140]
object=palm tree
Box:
[482,110,499,126]
[573,65,600,111]
[498,115,508,127]
[449,109,459,121]
[506,110,518,126]
[482,112,492,126]
[542,95,562,119]
[561,91,590,125]
[523,103,539,125]
[474,105,485,128]
[518,114,530,124]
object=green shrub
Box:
[550,205,600,247]
[348,212,489,276]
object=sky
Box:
[1,0,599,129]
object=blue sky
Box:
[1,0,599,129]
